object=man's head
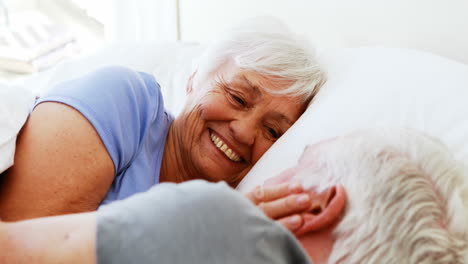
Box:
[274,128,468,263]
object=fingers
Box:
[258,193,311,219]
[277,214,304,233]
[245,182,303,205]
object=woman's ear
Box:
[295,185,347,236]
[186,71,197,94]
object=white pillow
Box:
[16,44,468,192]
[238,47,468,191]
[19,42,202,99]
[0,85,36,173]
[152,43,205,115]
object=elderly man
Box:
[277,128,468,263]
[1,128,467,263]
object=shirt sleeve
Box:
[35,66,163,175]
[96,180,311,264]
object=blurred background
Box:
[0,0,178,82]
[1,0,467,85]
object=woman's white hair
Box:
[192,17,326,104]
[296,128,468,263]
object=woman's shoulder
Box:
[37,65,165,115]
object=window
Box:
[0,0,109,81]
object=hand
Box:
[245,182,311,233]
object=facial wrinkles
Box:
[238,75,261,101]
[233,100,300,168]
[209,84,258,185]
[210,81,253,155]
[223,68,303,141]
[188,91,249,184]
[238,111,278,163]
[172,105,206,182]
[195,67,304,182]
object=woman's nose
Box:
[229,116,257,146]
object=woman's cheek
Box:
[199,97,233,121]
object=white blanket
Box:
[0,86,36,174]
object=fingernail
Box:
[288,215,301,226]
[296,194,310,205]
[254,186,264,200]
[288,182,302,192]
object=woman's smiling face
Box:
[179,61,307,186]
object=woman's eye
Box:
[267,127,279,139]
[232,94,246,106]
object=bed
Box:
[7,1,468,192]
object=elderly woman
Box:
[0,18,325,221]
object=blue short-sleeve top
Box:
[35,66,174,205]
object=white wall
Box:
[3,0,38,11]
[179,0,468,65]
[106,0,178,42]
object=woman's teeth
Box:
[210,132,242,162]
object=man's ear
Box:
[186,71,197,94]
[295,185,347,236]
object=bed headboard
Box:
[178,0,468,65]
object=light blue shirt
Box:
[36,66,174,205]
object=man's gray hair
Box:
[193,17,326,104]
[296,128,468,263]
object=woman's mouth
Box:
[209,131,243,162]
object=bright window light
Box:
[68,0,112,25]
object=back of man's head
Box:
[297,128,468,263]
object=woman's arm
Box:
[0,212,96,264]
[0,102,115,221]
